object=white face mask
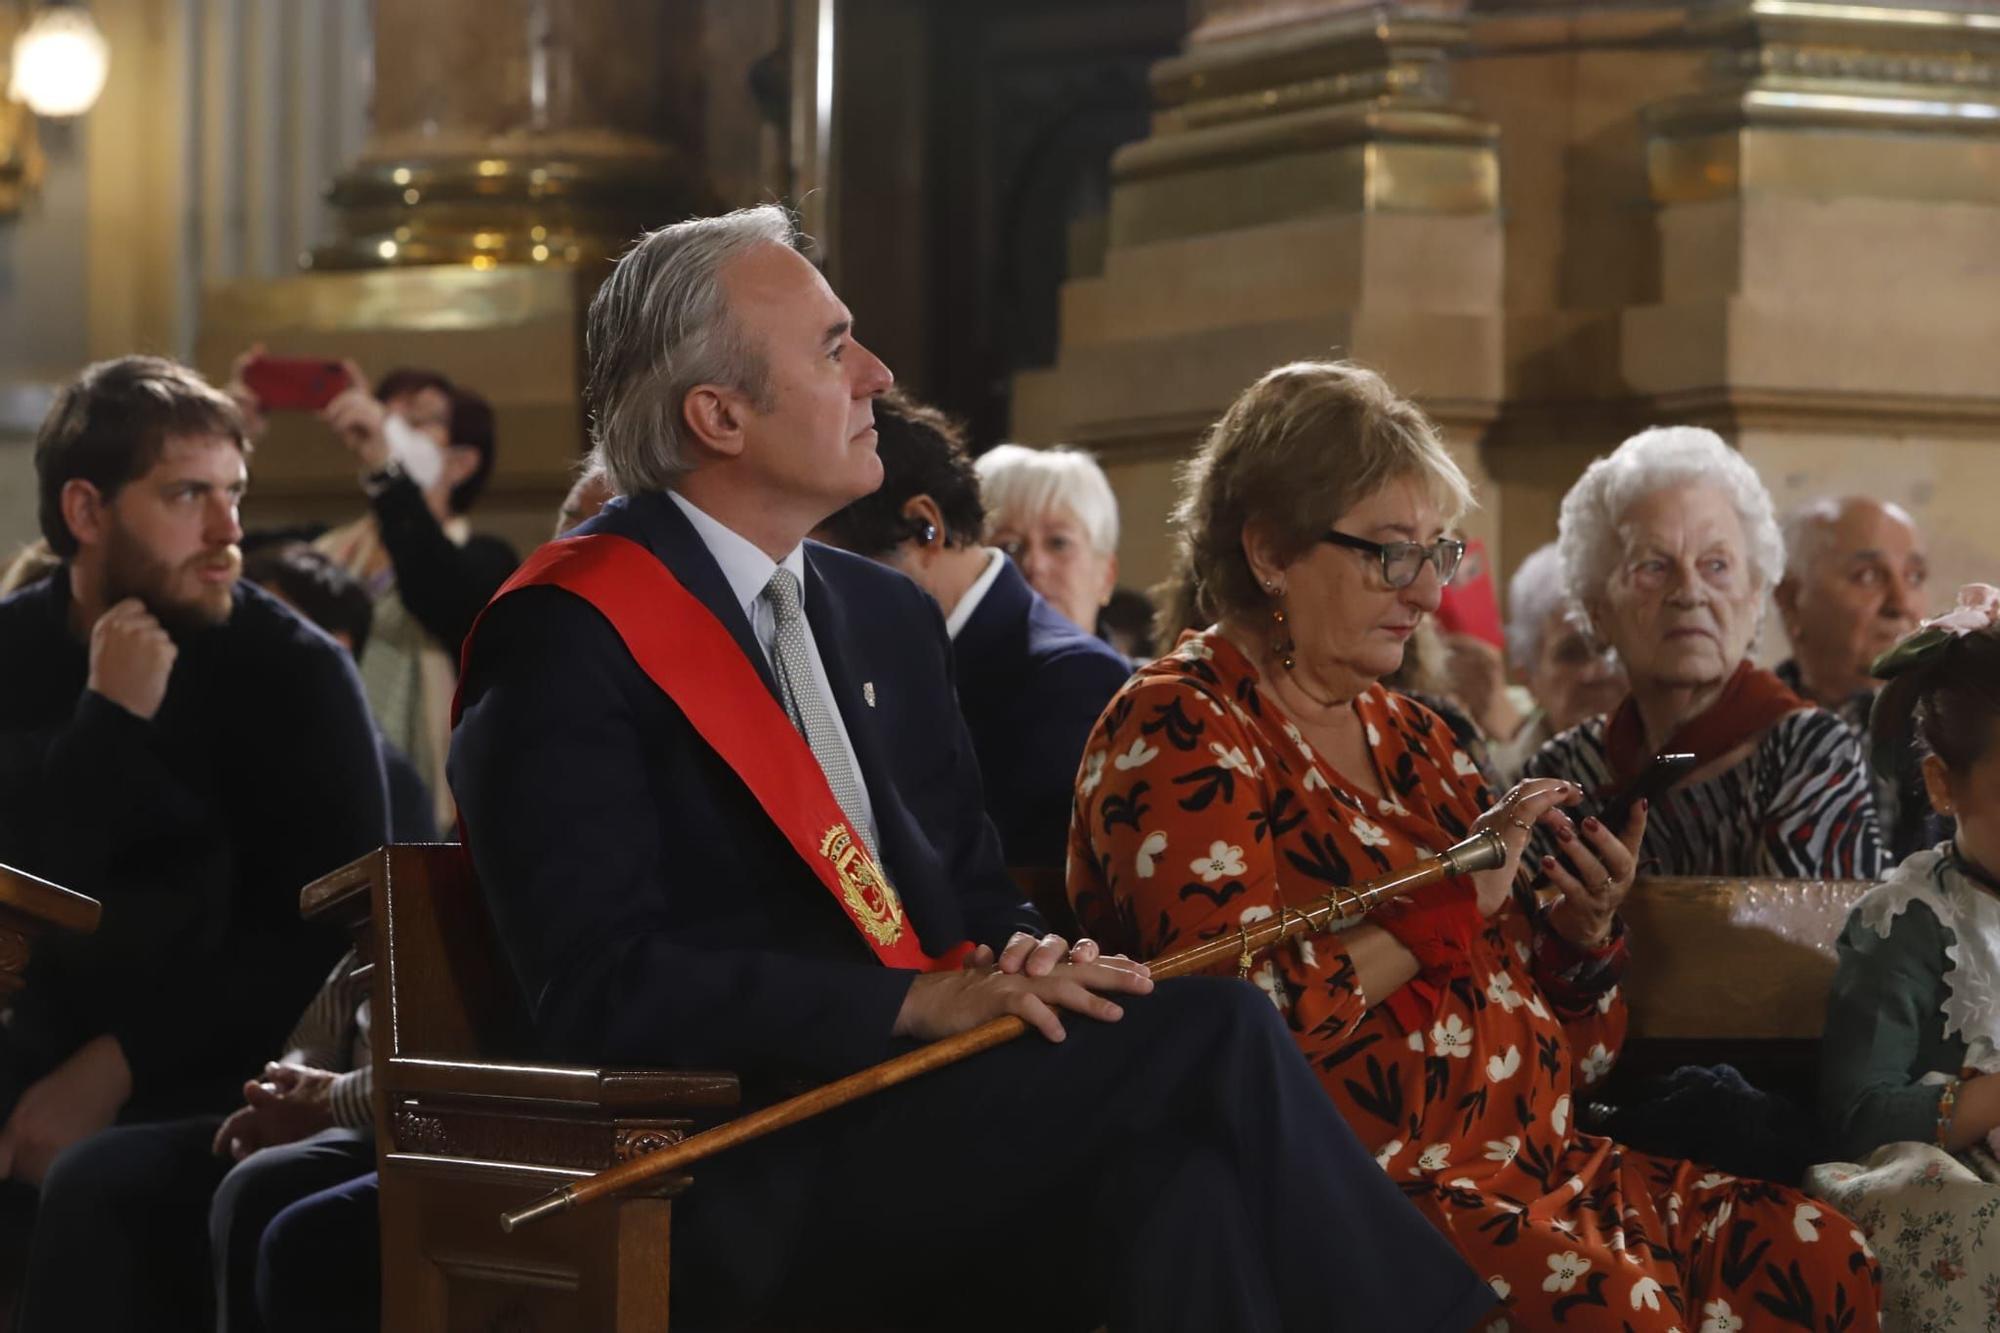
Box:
[383,412,446,492]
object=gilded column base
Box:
[311,139,711,271]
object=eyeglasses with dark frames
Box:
[1319,530,1466,589]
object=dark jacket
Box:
[368,472,518,655]
[449,492,1041,1087]
[0,576,387,1114]
[952,558,1129,868]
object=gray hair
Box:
[1557,425,1784,627]
[974,443,1120,555]
[1780,495,1916,582]
[584,205,798,494]
[1504,542,1569,670]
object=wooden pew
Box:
[1614,875,1873,1095]
[0,859,102,994]
[301,846,739,1333]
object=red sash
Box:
[456,533,973,972]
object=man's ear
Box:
[899,494,945,547]
[1772,576,1803,635]
[59,478,108,551]
[1921,752,1957,817]
[682,385,749,461]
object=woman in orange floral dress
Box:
[1070,361,1880,1332]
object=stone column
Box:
[313,0,710,271]
[197,0,720,553]
[1624,0,2000,602]
[1013,2,1506,592]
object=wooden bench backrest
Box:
[374,844,533,1061]
[1619,875,1872,1040]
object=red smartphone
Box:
[241,356,350,412]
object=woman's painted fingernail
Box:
[1557,824,1576,842]
[1582,817,1602,833]
[1541,855,1558,870]
[1638,798,1649,814]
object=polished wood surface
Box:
[300,844,738,1332]
[1619,875,1871,1041]
[0,858,101,1000]
[0,858,103,936]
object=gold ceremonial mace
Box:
[500,827,1506,1232]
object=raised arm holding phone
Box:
[225,348,518,830]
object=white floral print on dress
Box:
[1698,1299,1743,1332]
[1431,1014,1475,1058]
[1351,817,1391,848]
[1134,831,1167,878]
[1210,743,1255,775]
[1191,841,1246,882]
[1542,1252,1589,1293]
[1114,737,1159,770]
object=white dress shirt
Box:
[668,490,877,844]
[944,547,1007,641]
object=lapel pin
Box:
[863,682,877,707]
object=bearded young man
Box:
[0,356,387,1329]
[449,207,1494,1332]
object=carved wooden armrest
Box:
[383,1057,739,1191]
[387,1056,740,1115]
[0,860,102,998]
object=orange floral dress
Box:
[1068,632,1880,1332]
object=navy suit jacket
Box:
[449,492,1041,1086]
[952,559,1131,868]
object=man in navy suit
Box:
[815,391,1130,871]
[450,206,1493,1332]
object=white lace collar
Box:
[1856,845,2000,1074]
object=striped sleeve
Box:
[326,1064,373,1130]
[279,948,366,1072]
[1757,709,1886,880]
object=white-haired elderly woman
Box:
[974,444,1119,636]
[1491,541,1627,782]
[1522,427,1885,879]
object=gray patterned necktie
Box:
[762,568,877,860]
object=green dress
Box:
[1810,845,2000,1332]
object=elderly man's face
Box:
[1595,482,1762,694]
[1527,606,1627,734]
[1778,499,1927,703]
[723,243,893,522]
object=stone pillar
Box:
[1026,0,2000,613]
[1624,0,2000,602]
[1013,3,1505,593]
[313,0,710,271]
[196,0,718,554]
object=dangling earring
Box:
[1267,581,1295,671]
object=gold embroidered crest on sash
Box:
[819,825,905,946]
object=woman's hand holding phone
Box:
[1540,800,1646,949]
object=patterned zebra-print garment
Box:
[1521,706,1885,880]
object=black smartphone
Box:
[1590,752,1696,832]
